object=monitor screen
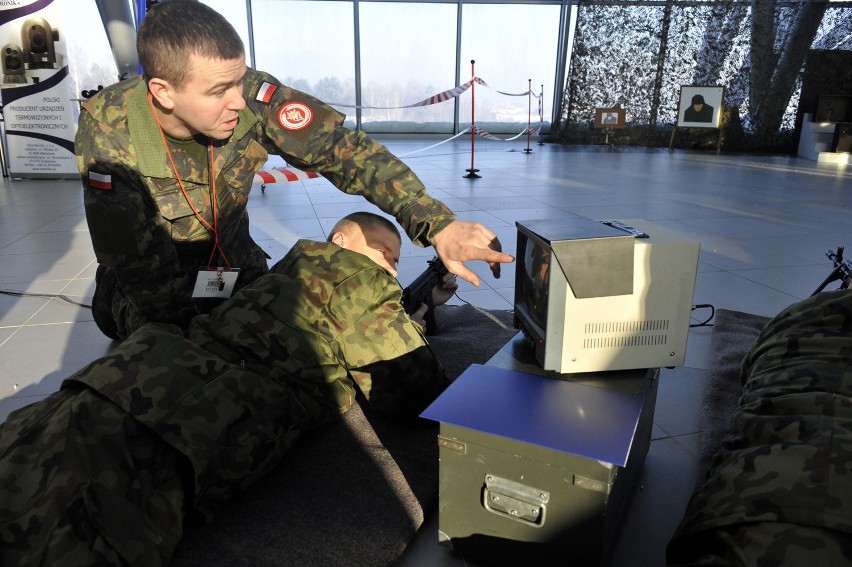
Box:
[517,231,550,332]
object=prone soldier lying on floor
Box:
[0,212,457,567]
[667,288,852,566]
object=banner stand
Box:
[0,0,79,179]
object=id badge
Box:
[192,268,240,299]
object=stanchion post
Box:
[538,83,545,145]
[524,78,532,154]
[464,59,481,179]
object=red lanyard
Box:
[147,92,232,271]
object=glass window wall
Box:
[85,0,571,134]
[459,3,562,134]
[64,0,119,123]
[358,2,458,133]
[251,0,357,126]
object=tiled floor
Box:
[1,137,850,565]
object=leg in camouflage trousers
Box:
[0,385,187,567]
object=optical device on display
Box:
[1,43,27,84]
[513,217,699,373]
[21,17,59,70]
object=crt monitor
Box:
[513,217,700,374]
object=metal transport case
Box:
[421,358,658,566]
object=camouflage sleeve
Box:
[247,72,455,246]
[327,266,450,422]
[76,109,197,332]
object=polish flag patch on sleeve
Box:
[256,82,277,104]
[89,171,113,190]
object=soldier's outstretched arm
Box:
[430,220,515,286]
[250,73,455,247]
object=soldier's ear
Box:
[148,77,176,110]
[330,231,346,247]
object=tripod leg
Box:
[810,266,842,296]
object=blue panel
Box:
[421,364,644,466]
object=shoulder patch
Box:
[89,171,113,190]
[277,102,313,131]
[256,82,277,104]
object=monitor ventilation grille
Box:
[583,319,670,349]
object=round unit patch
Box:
[278,102,313,130]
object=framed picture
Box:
[677,86,723,128]
[594,107,625,129]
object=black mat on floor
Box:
[171,304,517,567]
[696,308,770,480]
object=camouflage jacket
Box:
[59,239,449,519]
[75,70,455,333]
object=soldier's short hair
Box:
[328,212,401,243]
[137,0,244,88]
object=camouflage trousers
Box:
[0,386,186,566]
[667,290,852,566]
[0,325,340,566]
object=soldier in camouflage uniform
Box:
[76,0,511,340]
[0,212,453,566]
[667,289,852,566]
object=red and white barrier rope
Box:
[473,125,540,141]
[253,166,321,185]
[329,81,474,110]
[474,77,534,98]
[396,127,472,157]
[327,77,541,111]
[254,72,545,186]
[253,122,541,188]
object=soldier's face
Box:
[165,53,247,140]
[334,225,401,277]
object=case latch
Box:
[482,474,549,526]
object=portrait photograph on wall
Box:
[677,86,723,128]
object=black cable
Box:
[0,289,92,309]
[451,291,470,306]
[690,303,715,327]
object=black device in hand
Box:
[402,256,449,335]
